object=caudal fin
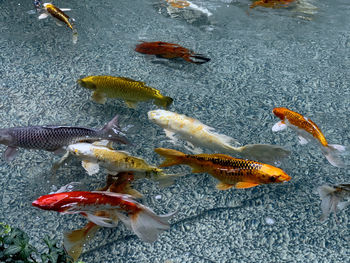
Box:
[323,144,347,168]
[101,115,130,145]
[64,223,100,262]
[117,207,177,243]
[155,96,173,109]
[188,54,211,64]
[237,144,290,163]
[317,185,340,221]
[154,148,186,167]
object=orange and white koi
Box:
[38,3,78,44]
[148,110,290,163]
[272,107,346,167]
[317,184,350,222]
[155,148,291,190]
[33,190,176,243]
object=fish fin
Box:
[3,146,18,162]
[52,182,81,194]
[156,173,185,188]
[164,129,178,144]
[188,54,211,64]
[83,212,118,228]
[154,148,185,167]
[27,10,37,15]
[191,167,206,173]
[129,207,177,243]
[82,161,100,175]
[235,182,260,189]
[238,144,290,162]
[322,144,347,168]
[92,140,113,148]
[125,100,138,109]
[72,28,78,44]
[317,185,339,221]
[125,188,143,199]
[207,128,240,147]
[272,121,287,132]
[51,151,71,173]
[63,223,99,262]
[337,201,350,211]
[216,182,234,190]
[184,141,203,154]
[92,91,107,104]
[38,13,49,19]
[154,96,173,109]
[55,20,64,26]
[298,135,309,145]
[101,115,130,144]
[60,8,72,11]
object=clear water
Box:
[1,0,349,262]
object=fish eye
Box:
[269,176,277,182]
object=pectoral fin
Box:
[235,182,259,189]
[92,91,107,104]
[82,161,100,175]
[298,135,309,145]
[191,167,206,173]
[272,121,287,132]
[125,100,138,108]
[60,8,72,11]
[38,13,49,19]
[164,129,178,144]
[3,147,18,162]
[216,182,234,190]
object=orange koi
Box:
[272,107,346,167]
[135,41,210,64]
[166,0,190,8]
[250,0,295,9]
[63,172,142,262]
[155,148,290,190]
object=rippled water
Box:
[0,0,349,262]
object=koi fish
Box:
[272,107,346,168]
[36,2,78,44]
[155,148,291,190]
[32,191,176,243]
[250,0,295,9]
[77,76,173,109]
[64,172,141,261]
[54,141,181,186]
[0,115,129,162]
[135,41,210,64]
[165,0,213,16]
[148,110,290,163]
[317,184,350,221]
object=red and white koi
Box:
[32,191,176,243]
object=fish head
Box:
[67,143,93,158]
[77,77,96,90]
[33,0,42,10]
[259,165,291,184]
[32,192,71,212]
[148,110,172,126]
[272,107,288,120]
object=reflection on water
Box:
[0,0,349,262]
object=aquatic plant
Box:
[0,222,80,263]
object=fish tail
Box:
[116,207,177,243]
[188,54,211,64]
[154,148,186,167]
[101,115,130,145]
[72,27,78,44]
[237,144,290,162]
[63,222,100,262]
[317,185,340,221]
[322,144,347,168]
[155,96,173,109]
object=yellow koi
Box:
[77,76,173,109]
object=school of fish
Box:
[0,0,346,262]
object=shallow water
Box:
[0,0,349,262]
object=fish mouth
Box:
[32,200,40,207]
